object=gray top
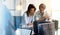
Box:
[34,11,49,21]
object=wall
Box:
[4,0,52,16]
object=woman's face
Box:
[30,8,35,15]
[39,5,46,13]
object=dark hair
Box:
[26,4,36,16]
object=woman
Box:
[22,4,36,28]
[34,3,50,35]
[34,3,50,22]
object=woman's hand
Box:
[27,23,33,25]
[43,14,49,19]
[27,23,33,28]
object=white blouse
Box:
[23,13,34,24]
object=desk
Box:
[15,28,58,35]
[16,29,31,35]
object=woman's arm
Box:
[23,13,29,24]
[38,17,46,21]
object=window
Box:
[51,0,60,28]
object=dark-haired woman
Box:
[22,4,36,28]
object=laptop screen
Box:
[33,21,55,35]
